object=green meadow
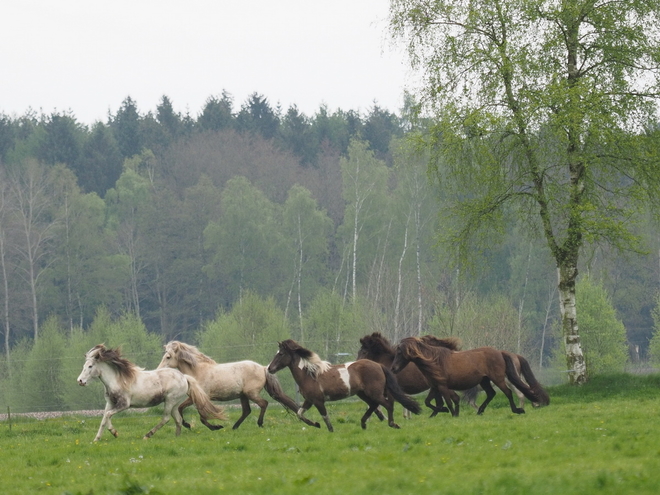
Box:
[2,374,660,495]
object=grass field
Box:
[2,373,660,494]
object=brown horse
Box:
[267,339,421,432]
[420,336,550,408]
[357,332,448,416]
[391,337,541,417]
[158,341,301,430]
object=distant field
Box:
[1,373,660,494]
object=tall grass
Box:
[1,373,660,494]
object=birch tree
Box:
[340,139,389,302]
[390,0,660,383]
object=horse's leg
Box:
[356,392,380,429]
[506,378,526,409]
[476,378,498,415]
[296,399,321,428]
[231,395,252,430]
[493,377,525,414]
[314,402,333,432]
[437,386,459,417]
[95,400,128,441]
[373,407,386,421]
[425,389,449,417]
[178,396,193,429]
[144,404,173,439]
[248,393,268,428]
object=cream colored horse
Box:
[77,344,227,441]
[158,341,300,430]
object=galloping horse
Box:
[420,335,549,408]
[158,341,300,430]
[267,339,421,432]
[77,344,227,441]
[357,332,447,416]
[391,337,541,417]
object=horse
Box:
[357,332,448,416]
[158,341,301,430]
[267,339,421,432]
[419,336,550,409]
[77,344,227,441]
[391,336,541,417]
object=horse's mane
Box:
[166,341,216,368]
[280,339,331,379]
[359,332,395,357]
[419,335,462,351]
[87,344,141,386]
[398,337,456,366]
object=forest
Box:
[0,90,658,412]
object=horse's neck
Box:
[377,351,395,367]
[289,356,318,386]
[176,360,197,376]
[97,363,124,394]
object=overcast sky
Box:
[1,0,411,125]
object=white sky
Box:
[1,0,411,125]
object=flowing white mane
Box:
[298,351,331,379]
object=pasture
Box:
[2,373,660,494]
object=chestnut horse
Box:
[267,339,421,432]
[158,341,301,430]
[391,337,541,417]
[357,332,447,416]
[77,344,227,441]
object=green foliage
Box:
[428,291,530,355]
[198,291,290,365]
[647,292,660,365]
[302,290,367,361]
[17,317,68,412]
[576,277,628,376]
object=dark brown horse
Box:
[391,336,541,417]
[267,339,421,432]
[357,332,448,416]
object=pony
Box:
[158,341,301,430]
[77,344,227,441]
[357,332,448,416]
[420,335,549,409]
[391,336,542,417]
[267,339,421,432]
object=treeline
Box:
[0,91,658,413]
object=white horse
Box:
[158,341,300,430]
[77,344,227,441]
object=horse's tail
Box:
[185,375,228,422]
[516,354,550,406]
[263,369,300,412]
[382,366,422,415]
[461,386,481,410]
[502,353,541,404]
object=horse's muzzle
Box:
[78,379,87,386]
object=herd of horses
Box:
[77,333,550,441]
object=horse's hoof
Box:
[361,423,367,430]
[182,422,191,430]
[111,430,119,438]
[211,424,224,431]
[313,422,321,428]
[390,423,400,429]
[515,408,525,414]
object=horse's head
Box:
[267,340,295,373]
[390,337,423,373]
[158,341,182,370]
[357,332,393,360]
[77,345,106,386]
